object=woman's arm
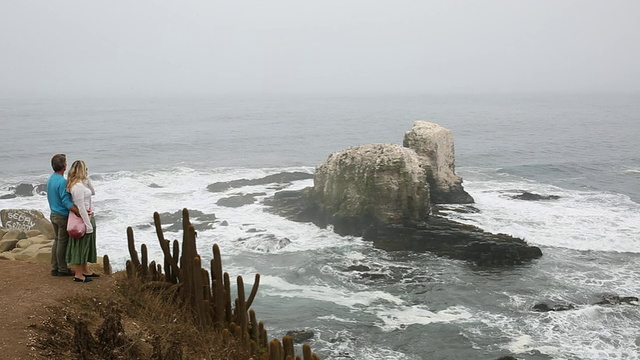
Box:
[70,184,93,234]
[85,178,95,195]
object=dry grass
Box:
[33,271,254,360]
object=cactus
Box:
[103,254,112,275]
[141,244,148,279]
[154,211,181,281]
[283,336,294,359]
[124,208,322,359]
[126,227,140,269]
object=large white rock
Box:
[403,121,473,204]
[314,144,430,224]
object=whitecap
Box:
[375,305,473,331]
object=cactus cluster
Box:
[124,208,321,360]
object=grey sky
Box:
[1,0,639,97]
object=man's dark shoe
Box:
[51,270,59,276]
[57,271,75,276]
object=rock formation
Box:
[264,122,543,266]
[314,144,429,225]
[403,121,473,204]
[0,209,54,239]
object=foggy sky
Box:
[1,0,639,97]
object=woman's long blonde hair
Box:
[66,160,88,192]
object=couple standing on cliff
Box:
[47,154,99,283]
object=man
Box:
[47,154,80,276]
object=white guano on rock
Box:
[403,121,473,204]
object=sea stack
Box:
[403,121,474,204]
[264,121,542,266]
[314,143,430,226]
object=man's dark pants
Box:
[50,213,71,275]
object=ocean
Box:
[1,94,639,360]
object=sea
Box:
[1,94,639,360]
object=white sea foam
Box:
[375,305,473,331]
[62,167,324,267]
[468,304,640,360]
[446,178,640,253]
[259,275,404,308]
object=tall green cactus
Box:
[124,208,321,359]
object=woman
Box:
[66,160,99,283]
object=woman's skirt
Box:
[66,216,97,265]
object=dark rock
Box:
[216,192,266,208]
[347,265,371,272]
[496,357,518,360]
[207,171,313,193]
[148,183,163,188]
[220,221,229,226]
[35,184,47,195]
[285,330,314,344]
[154,209,217,232]
[246,228,265,233]
[235,233,291,252]
[511,191,560,201]
[2,183,47,198]
[14,184,35,197]
[593,295,639,306]
[532,302,575,312]
[264,188,543,266]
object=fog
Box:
[1,0,639,97]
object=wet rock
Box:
[593,295,639,306]
[148,183,163,188]
[207,171,313,193]
[35,184,47,195]
[235,233,291,252]
[216,192,266,208]
[264,189,542,266]
[1,184,47,199]
[532,302,575,312]
[347,265,371,272]
[14,184,36,196]
[154,209,217,232]
[285,329,314,344]
[510,191,560,201]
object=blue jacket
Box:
[47,173,75,216]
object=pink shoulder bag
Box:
[67,212,86,238]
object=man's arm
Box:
[59,187,80,216]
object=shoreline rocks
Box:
[510,191,561,201]
[0,209,55,263]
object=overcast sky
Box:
[1,0,639,97]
